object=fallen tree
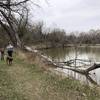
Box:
[56,63,100,75]
[24,46,99,85]
[24,46,100,76]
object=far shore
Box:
[32,44,100,50]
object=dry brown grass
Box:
[0,50,100,100]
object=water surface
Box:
[42,47,100,85]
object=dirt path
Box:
[6,52,43,100]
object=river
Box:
[42,46,100,85]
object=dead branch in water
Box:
[53,59,91,66]
[53,59,91,63]
[86,75,97,85]
[86,63,100,72]
[57,63,100,76]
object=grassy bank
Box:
[0,50,100,100]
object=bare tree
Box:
[0,0,32,47]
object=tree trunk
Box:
[0,10,22,47]
[86,63,100,73]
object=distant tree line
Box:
[17,22,100,47]
[0,21,100,47]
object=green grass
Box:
[0,51,100,100]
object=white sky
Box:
[31,0,100,32]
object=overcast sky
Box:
[32,0,100,32]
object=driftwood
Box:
[86,63,100,73]
[56,65,85,74]
[56,64,99,85]
[54,59,91,64]
[86,75,97,85]
[57,63,100,75]
[54,59,92,67]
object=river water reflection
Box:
[42,47,100,85]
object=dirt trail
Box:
[6,51,43,100]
